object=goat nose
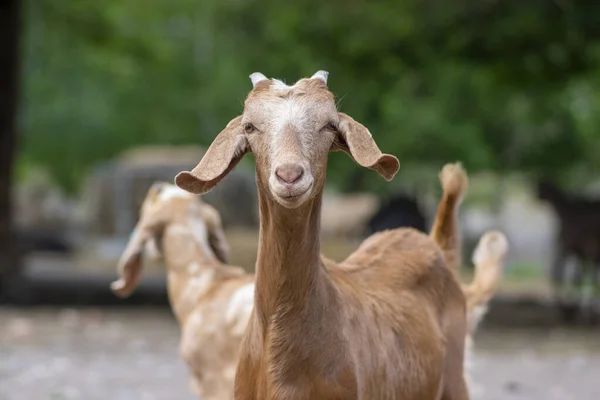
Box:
[275,164,304,184]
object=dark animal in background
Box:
[363,192,428,238]
[536,178,600,322]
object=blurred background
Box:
[1,0,600,399]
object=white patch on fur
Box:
[187,261,201,274]
[178,270,216,311]
[272,79,292,91]
[187,311,203,327]
[225,283,255,336]
[158,185,192,202]
[273,99,299,129]
[265,76,328,157]
[269,97,313,157]
[224,365,237,381]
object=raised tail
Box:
[462,230,509,333]
[429,162,469,272]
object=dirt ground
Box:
[1,307,599,400]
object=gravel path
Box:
[1,307,598,400]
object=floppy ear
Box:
[201,204,231,264]
[175,116,248,194]
[331,112,400,181]
[110,224,153,298]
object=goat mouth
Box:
[280,192,305,200]
[274,184,313,205]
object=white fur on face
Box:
[260,79,307,154]
[271,79,295,91]
[158,184,195,202]
[270,98,312,156]
[225,283,255,336]
[247,74,336,162]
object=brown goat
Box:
[176,71,470,400]
[110,182,254,400]
[111,184,501,399]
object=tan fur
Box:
[460,231,509,392]
[110,182,254,400]
[427,163,508,394]
[463,231,508,322]
[429,163,469,273]
[176,71,469,400]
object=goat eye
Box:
[243,123,256,134]
[325,123,337,131]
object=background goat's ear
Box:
[176,116,248,194]
[202,206,231,264]
[110,225,150,298]
[331,112,400,181]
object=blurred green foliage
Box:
[19,0,600,193]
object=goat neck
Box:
[253,181,331,328]
[162,218,221,324]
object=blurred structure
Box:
[536,178,600,322]
[2,0,600,321]
[79,145,258,238]
[320,193,380,238]
[12,169,74,257]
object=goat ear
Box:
[331,112,400,181]
[202,205,231,264]
[176,116,248,194]
[110,225,151,298]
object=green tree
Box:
[18,0,600,193]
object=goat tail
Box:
[472,230,509,271]
[429,162,469,272]
[462,230,509,333]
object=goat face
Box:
[111,182,230,297]
[176,71,400,209]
